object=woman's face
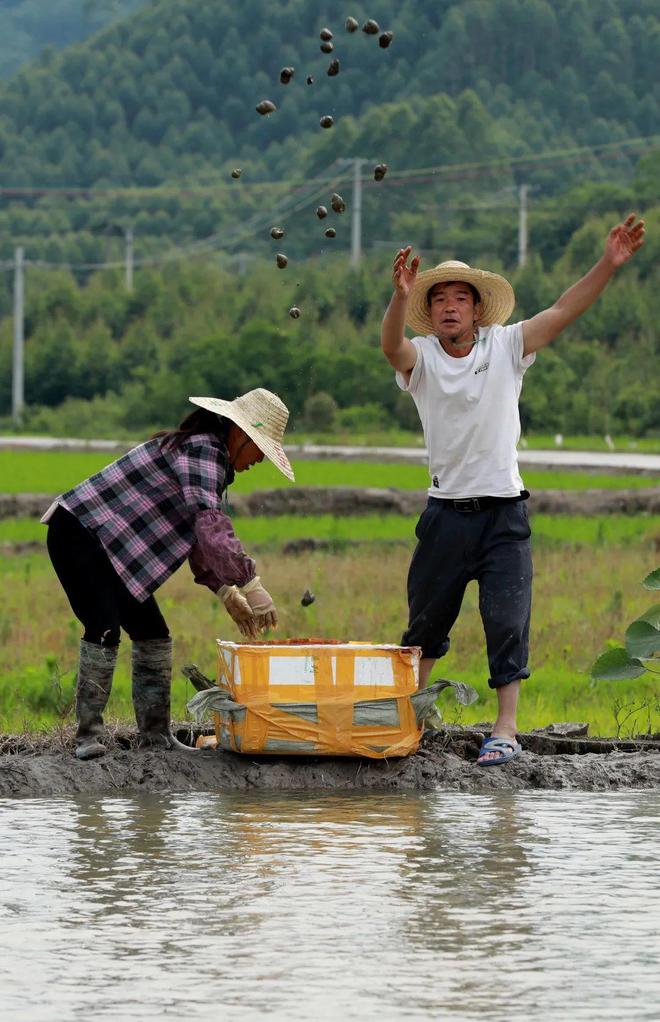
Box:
[226,422,265,472]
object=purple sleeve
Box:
[188,509,256,592]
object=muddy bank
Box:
[1,726,658,798]
[3,486,659,522]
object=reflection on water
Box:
[0,790,658,1020]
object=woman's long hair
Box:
[151,408,232,454]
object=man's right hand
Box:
[220,586,260,640]
[392,245,421,299]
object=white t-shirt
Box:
[396,323,535,498]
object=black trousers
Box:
[402,498,533,689]
[47,505,169,647]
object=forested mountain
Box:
[1,0,657,185]
[0,1,145,80]
[0,0,657,268]
[0,0,657,437]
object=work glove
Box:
[240,576,278,630]
[218,584,260,640]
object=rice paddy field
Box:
[1,449,658,496]
[1,448,658,737]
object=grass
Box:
[1,449,657,495]
[1,513,659,548]
[1,534,658,737]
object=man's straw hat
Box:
[406,260,515,336]
[189,388,295,481]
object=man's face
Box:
[428,281,481,342]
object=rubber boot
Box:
[132,638,197,753]
[75,639,117,760]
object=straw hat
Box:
[406,260,515,336]
[189,388,295,481]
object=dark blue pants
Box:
[402,499,533,689]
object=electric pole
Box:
[350,158,366,268]
[518,184,528,268]
[12,246,24,425]
[125,227,134,291]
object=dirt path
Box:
[2,727,658,798]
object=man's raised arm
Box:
[381,245,421,373]
[522,213,645,357]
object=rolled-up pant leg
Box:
[402,501,470,659]
[477,503,533,690]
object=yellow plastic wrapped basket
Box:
[211,638,423,759]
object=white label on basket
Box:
[269,655,316,686]
[353,656,395,686]
[222,648,233,678]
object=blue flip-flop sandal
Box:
[477,736,522,767]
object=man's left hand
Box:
[604,212,645,269]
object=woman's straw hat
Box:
[406,260,515,336]
[189,388,295,481]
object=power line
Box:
[20,159,350,270]
[1,135,656,200]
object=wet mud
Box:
[3,487,659,525]
[1,726,658,798]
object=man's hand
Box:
[523,212,646,357]
[241,577,278,630]
[219,585,260,640]
[392,245,421,299]
[603,212,645,269]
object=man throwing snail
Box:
[380,213,644,766]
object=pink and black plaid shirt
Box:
[56,433,255,602]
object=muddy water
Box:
[1,791,658,1020]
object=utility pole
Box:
[124,227,134,291]
[12,246,24,425]
[517,184,528,268]
[350,158,366,268]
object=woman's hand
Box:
[220,585,260,640]
[241,577,278,630]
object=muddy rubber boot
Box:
[75,639,117,760]
[132,638,197,753]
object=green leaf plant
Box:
[591,569,660,682]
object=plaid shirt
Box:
[57,434,255,602]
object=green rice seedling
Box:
[1,449,656,495]
[1,538,658,735]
